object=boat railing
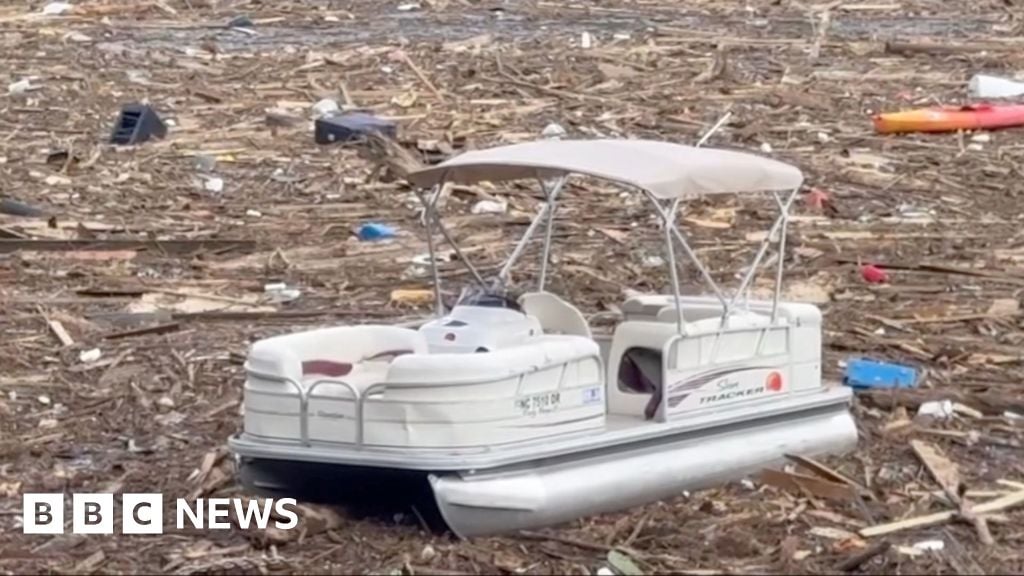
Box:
[245,351,604,448]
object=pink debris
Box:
[860,264,889,284]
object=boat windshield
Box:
[455,284,523,313]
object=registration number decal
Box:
[515,391,561,415]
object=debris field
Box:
[1,0,1023,574]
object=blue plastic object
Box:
[358,222,396,241]
[315,112,397,144]
[843,358,918,389]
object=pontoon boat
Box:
[228,138,858,538]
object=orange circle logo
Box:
[766,371,783,392]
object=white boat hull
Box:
[234,394,857,538]
[430,402,857,538]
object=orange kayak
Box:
[873,104,1024,134]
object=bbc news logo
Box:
[22,494,298,534]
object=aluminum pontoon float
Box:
[228,138,859,538]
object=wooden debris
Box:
[46,319,74,347]
[759,468,857,501]
[835,540,891,572]
[860,490,1024,537]
[910,439,993,545]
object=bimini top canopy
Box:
[406,138,803,199]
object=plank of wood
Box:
[46,319,74,347]
[784,453,863,489]
[759,468,857,501]
[860,490,1024,537]
[910,440,960,495]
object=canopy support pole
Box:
[423,183,488,288]
[770,189,794,322]
[645,191,685,334]
[646,198,728,308]
[726,187,799,315]
[499,175,567,283]
[538,180,561,291]
[416,184,446,317]
[648,109,734,316]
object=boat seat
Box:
[519,291,592,339]
[247,325,428,393]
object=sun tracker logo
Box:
[21,494,298,535]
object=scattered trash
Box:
[843,358,918,389]
[760,142,773,153]
[110,104,167,145]
[912,539,945,552]
[8,79,33,95]
[917,400,955,420]
[79,348,102,363]
[358,222,396,241]
[311,98,340,118]
[315,111,397,144]
[606,550,643,576]
[227,15,253,28]
[41,2,73,15]
[471,199,508,214]
[245,209,262,217]
[542,122,567,139]
[596,568,615,576]
[264,282,301,303]
[968,74,1024,99]
[804,187,830,211]
[390,288,434,305]
[860,264,888,284]
[397,2,421,10]
[642,254,665,268]
[38,395,51,406]
[581,31,594,49]
[203,177,224,193]
[873,104,1024,134]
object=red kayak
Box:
[873,103,1024,134]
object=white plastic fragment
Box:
[912,539,945,551]
[42,2,74,15]
[642,255,665,268]
[581,31,593,49]
[760,142,773,153]
[265,282,301,303]
[968,74,1024,99]
[79,348,101,363]
[245,208,262,217]
[38,395,51,406]
[471,199,507,214]
[596,569,615,576]
[311,98,340,118]
[203,177,224,193]
[542,122,567,139]
[8,79,32,95]
[917,399,954,419]
[397,2,421,10]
